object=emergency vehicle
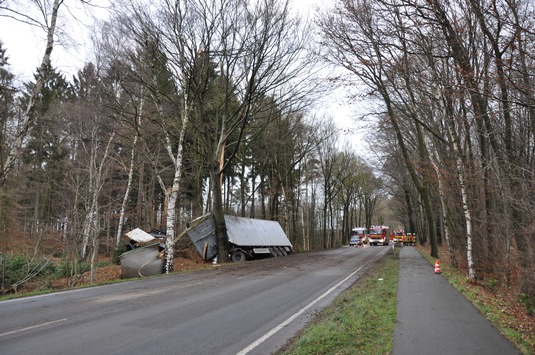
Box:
[392,230,405,244]
[368,225,390,246]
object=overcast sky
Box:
[0,0,324,81]
[0,0,367,152]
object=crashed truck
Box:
[182,213,293,262]
[119,228,166,278]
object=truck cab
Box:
[368,226,390,246]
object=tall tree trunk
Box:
[116,98,143,246]
[213,140,229,263]
[425,136,456,266]
[403,183,416,235]
[384,95,439,257]
[302,176,309,251]
[445,117,476,280]
[415,123,440,257]
[164,115,188,273]
[0,0,62,186]
[82,131,115,268]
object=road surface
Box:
[0,245,388,355]
[394,246,520,355]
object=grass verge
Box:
[279,248,399,355]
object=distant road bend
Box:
[0,246,389,355]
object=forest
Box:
[0,0,534,312]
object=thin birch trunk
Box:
[81,132,115,259]
[424,136,456,266]
[301,191,306,251]
[278,172,290,239]
[88,133,115,283]
[116,97,143,246]
[90,220,98,285]
[147,71,189,273]
[81,129,98,259]
[447,125,476,280]
[162,92,189,273]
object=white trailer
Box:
[182,214,293,262]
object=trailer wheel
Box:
[231,250,246,262]
[270,247,278,257]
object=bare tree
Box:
[208,0,318,261]
[318,0,441,257]
[319,0,535,298]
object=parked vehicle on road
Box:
[368,226,390,246]
[351,227,368,245]
[392,230,405,244]
[349,235,361,246]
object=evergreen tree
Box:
[0,41,16,173]
[19,64,74,231]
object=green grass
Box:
[280,249,399,355]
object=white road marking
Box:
[0,318,68,338]
[237,248,388,354]
[92,287,170,303]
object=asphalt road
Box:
[393,246,520,355]
[0,245,389,355]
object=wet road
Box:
[0,245,389,355]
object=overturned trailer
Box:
[183,214,293,262]
[119,228,166,278]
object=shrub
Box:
[113,245,126,265]
[518,293,535,316]
[0,253,55,292]
[53,258,90,279]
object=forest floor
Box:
[21,244,212,293]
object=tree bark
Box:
[212,140,229,263]
[116,97,143,246]
[425,135,456,266]
[0,0,62,186]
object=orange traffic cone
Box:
[434,260,442,274]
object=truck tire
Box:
[231,250,246,262]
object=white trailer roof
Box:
[126,228,155,242]
[225,215,292,247]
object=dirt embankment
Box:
[18,246,211,293]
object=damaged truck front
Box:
[182,214,293,262]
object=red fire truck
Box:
[368,226,390,246]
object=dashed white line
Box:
[237,248,387,354]
[0,318,68,338]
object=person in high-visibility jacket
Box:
[407,233,416,246]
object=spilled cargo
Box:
[120,228,166,278]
